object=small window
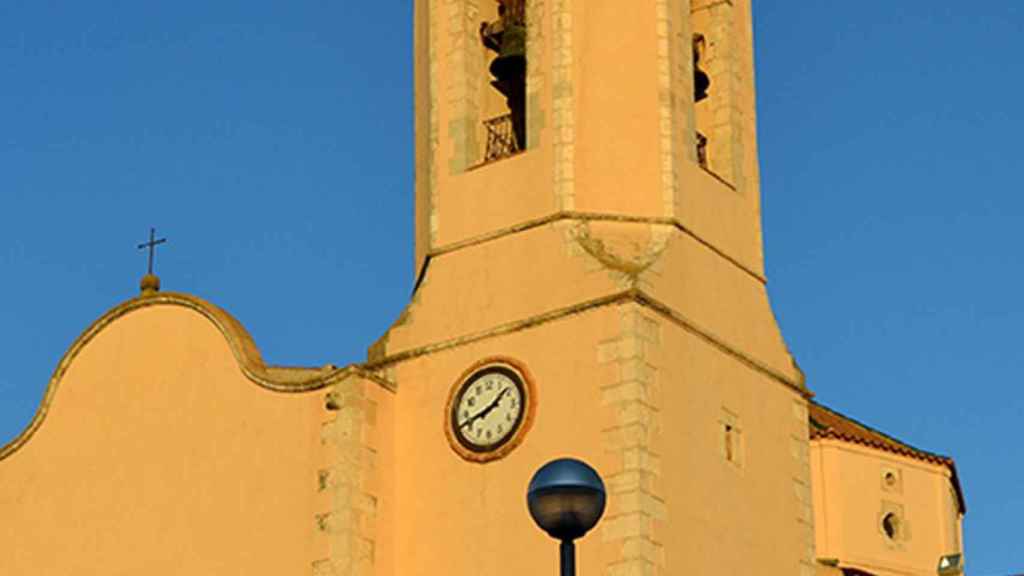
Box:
[724,424,736,461]
[882,512,901,540]
[881,467,903,493]
[719,409,743,468]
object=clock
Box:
[445,358,535,462]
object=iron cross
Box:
[137,228,167,275]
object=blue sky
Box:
[1,1,1021,573]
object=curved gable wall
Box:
[0,304,325,575]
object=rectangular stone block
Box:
[597,339,621,364]
[606,470,657,494]
[790,436,809,464]
[615,401,658,427]
[618,336,647,361]
[792,400,808,423]
[602,512,655,542]
[602,380,653,406]
[603,423,652,450]
[612,489,667,520]
[312,558,338,576]
[618,359,656,385]
[620,536,665,565]
[607,557,659,576]
[622,447,662,475]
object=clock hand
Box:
[460,387,508,429]
[477,387,511,420]
[459,387,511,430]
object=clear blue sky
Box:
[1,1,1020,573]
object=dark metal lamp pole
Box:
[527,458,607,576]
[560,540,575,576]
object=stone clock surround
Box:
[443,356,538,463]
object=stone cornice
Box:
[0,291,393,462]
[426,210,767,285]
[366,288,809,397]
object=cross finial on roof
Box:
[137,228,167,295]
[137,228,167,276]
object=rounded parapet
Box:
[0,291,388,461]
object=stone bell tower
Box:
[354,1,815,575]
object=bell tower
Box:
[411,0,769,283]
[362,1,816,576]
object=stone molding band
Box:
[365,287,809,398]
[426,210,768,285]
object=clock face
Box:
[451,366,527,453]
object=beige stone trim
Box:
[791,398,817,576]
[428,210,767,284]
[691,0,745,191]
[657,0,680,216]
[366,288,808,397]
[526,0,547,149]
[428,0,441,245]
[677,0,698,167]
[0,291,393,462]
[316,373,382,576]
[599,304,666,575]
[552,0,575,210]
[446,0,483,174]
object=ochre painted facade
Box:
[0,1,964,575]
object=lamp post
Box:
[527,458,607,576]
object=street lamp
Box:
[527,458,607,576]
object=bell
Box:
[480,3,528,151]
[693,33,710,103]
[694,65,710,103]
[489,22,527,83]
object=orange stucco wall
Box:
[0,305,326,575]
[810,440,963,576]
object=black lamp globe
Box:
[527,458,606,576]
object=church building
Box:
[0,1,965,575]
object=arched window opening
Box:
[693,33,711,169]
[480,0,527,163]
[690,0,743,188]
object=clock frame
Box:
[444,357,536,463]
